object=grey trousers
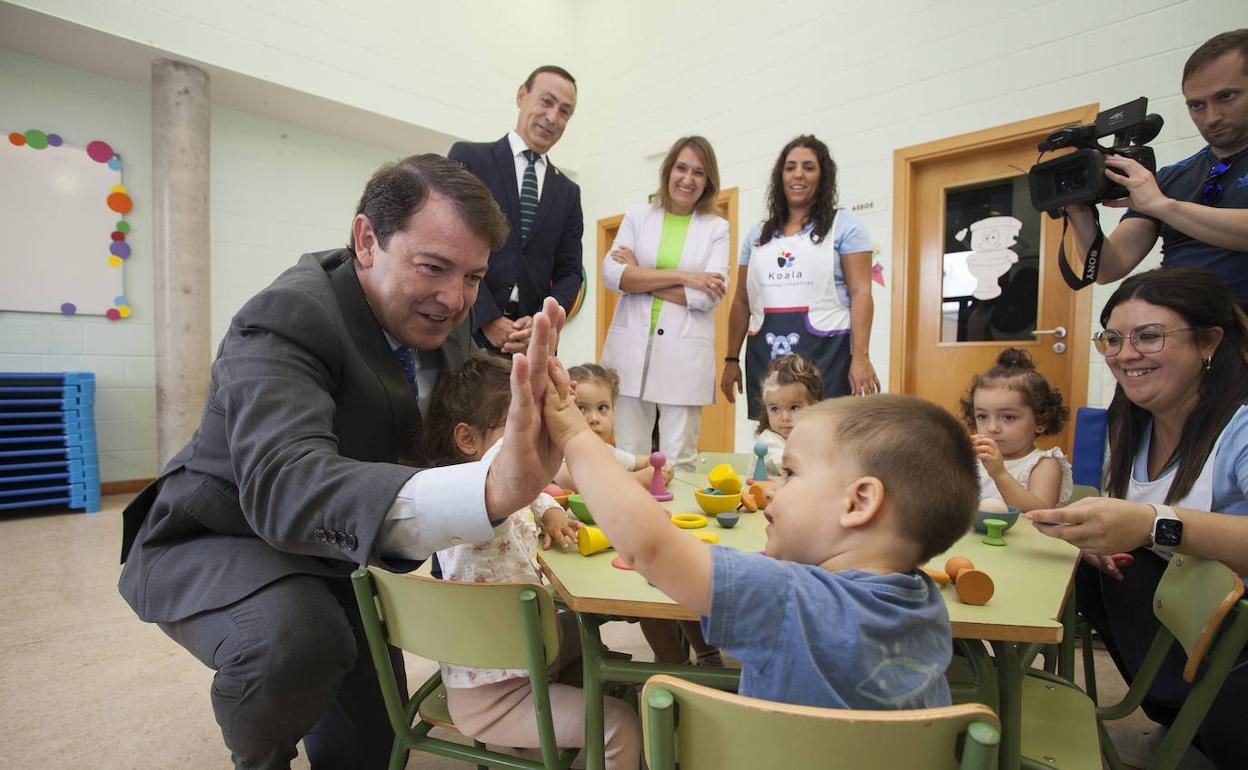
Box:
[159,574,405,770]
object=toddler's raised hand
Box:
[543,358,591,450]
[971,434,1006,478]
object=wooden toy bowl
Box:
[567,494,594,525]
[973,506,1020,534]
[695,489,742,515]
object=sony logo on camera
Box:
[1027,97,1165,218]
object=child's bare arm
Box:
[553,462,576,491]
[544,364,713,614]
[991,456,1063,511]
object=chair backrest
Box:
[1066,484,1101,505]
[695,452,753,477]
[1071,406,1108,489]
[641,675,1000,770]
[1153,555,1247,682]
[358,567,561,670]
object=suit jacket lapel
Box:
[326,252,422,454]
[491,136,521,237]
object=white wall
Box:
[0,47,157,482]
[0,48,404,481]
[6,0,585,164]
[4,0,1244,479]
[569,0,1247,450]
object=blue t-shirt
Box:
[739,211,873,308]
[1130,405,1248,517]
[1122,145,1248,300]
[700,547,952,709]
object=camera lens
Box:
[1055,168,1088,193]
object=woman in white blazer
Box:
[600,136,730,472]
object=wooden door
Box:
[891,108,1097,453]
[595,188,739,452]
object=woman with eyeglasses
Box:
[1028,267,1248,768]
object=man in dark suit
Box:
[449,65,583,353]
[118,155,566,769]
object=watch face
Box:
[1155,518,1183,547]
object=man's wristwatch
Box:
[1148,503,1183,551]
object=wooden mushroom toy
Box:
[943,555,995,606]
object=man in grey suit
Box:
[449,65,583,353]
[119,155,566,769]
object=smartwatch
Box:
[1148,504,1183,552]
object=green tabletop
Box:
[538,472,1080,642]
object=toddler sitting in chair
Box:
[544,369,978,710]
[424,353,641,769]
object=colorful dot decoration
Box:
[13,129,136,320]
[86,140,113,163]
[9,129,65,150]
[107,190,133,214]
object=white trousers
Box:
[613,396,702,473]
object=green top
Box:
[649,211,692,333]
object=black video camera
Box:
[1028,97,1164,217]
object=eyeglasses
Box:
[1093,324,1197,356]
[1200,160,1231,205]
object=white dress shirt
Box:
[377,333,495,560]
[508,130,546,200]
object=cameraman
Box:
[1068,29,1248,299]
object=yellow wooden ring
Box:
[692,530,719,544]
[671,513,707,529]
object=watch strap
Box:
[1148,503,1181,551]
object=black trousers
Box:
[1077,551,1248,769]
[159,574,406,770]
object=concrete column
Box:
[151,58,211,467]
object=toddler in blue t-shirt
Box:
[542,378,980,710]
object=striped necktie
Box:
[395,346,419,398]
[520,149,539,242]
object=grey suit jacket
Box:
[119,250,474,623]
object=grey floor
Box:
[0,495,1155,769]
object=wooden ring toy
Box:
[671,513,708,529]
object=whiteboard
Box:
[0,131,132,319]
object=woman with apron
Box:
[1027,269,1248,770]
[721,135,878,419]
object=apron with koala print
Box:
[744,211,853,420]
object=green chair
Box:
[641,674,1001,770]
[351,566,581,770]
[1019,554,1248,770]
[694,452,753,478]
[1067,484,1100,504]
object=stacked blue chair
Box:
[1071,406,1108,490]
[0,372,101,513]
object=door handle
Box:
[1032,326,1067,339]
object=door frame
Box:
[594,187,740,452]
[890,106,1099,427]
